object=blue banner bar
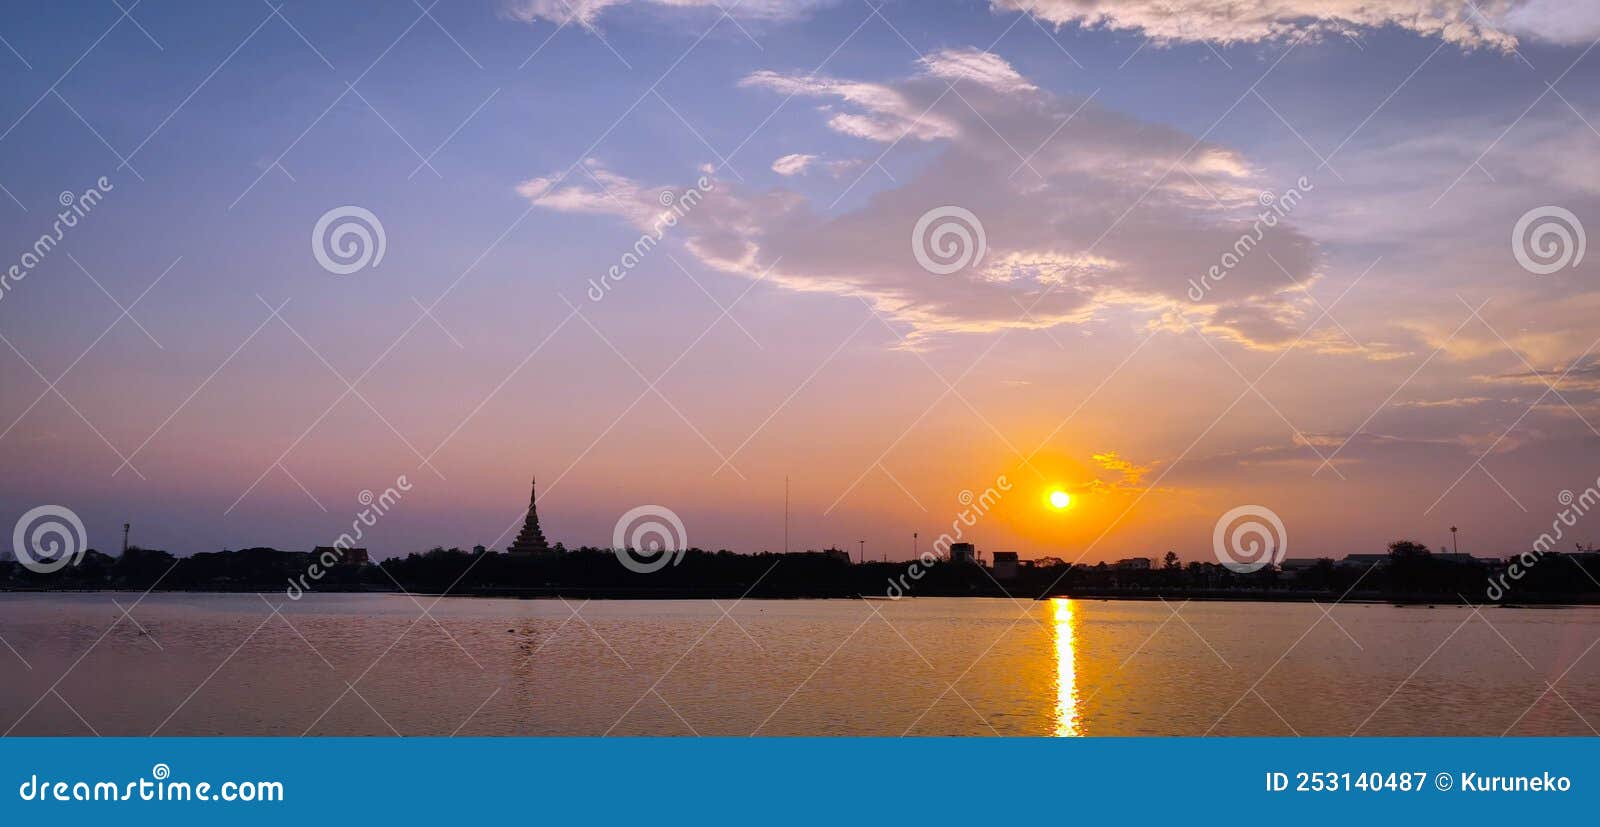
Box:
[1,738,1592,825]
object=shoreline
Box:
[15,546,1598,606]
[4,585,1597,607]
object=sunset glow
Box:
[1053,598,1081,737]
[0,2,1594,569]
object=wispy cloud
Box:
[1092,450,1149,486]
[504,0,833,26]
[1392,396,1502,408]
[771,153,817,176]
[1482,360,1600,391]
[508,0,1600,48]
[524,50,1347,350]
[917,47,1037,94]
[996,1,1592,50]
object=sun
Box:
[1049,490,1072,510]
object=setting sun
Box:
[1049,490,1072,510]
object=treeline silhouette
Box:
[5,540,1599,604]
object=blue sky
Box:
[2,1,1598,563]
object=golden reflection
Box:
[1052,598,1082,736]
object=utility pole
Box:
[122,523,130,555]
[858,539,865,565]
[784,475,789,554]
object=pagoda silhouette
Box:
[507,477,551,555]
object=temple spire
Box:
[508,475,551,555]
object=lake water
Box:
[1,593,1596,736]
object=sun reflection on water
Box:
[1053,598,1082,737]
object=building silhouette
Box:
[507,477,551,555]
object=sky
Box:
[1,0,1598,564]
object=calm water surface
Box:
[2,594,1597,736]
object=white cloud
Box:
[505,0,623,26]
[1502,0,1600,45]
[506,0,1596,48]
[517,160,667,228]
[917,47,1037,94]
[771,153,817,176]
[522,53,1339,350]
[505,0,830,26]
[740,70,961,142]
[993,0,1595,50]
